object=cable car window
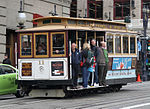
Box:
[86,21,93,26]
[130,37,135,53]
[115,35,121,53]
[52,19,61,23]
[51,33,65,56]
[78,21,86,25]
[107,34,113,53]
[43,19,51,24]
[68,20,76,24]
[20,34,32,56]
[35,33,48,56]
[123,36,129,53]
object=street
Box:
[0,81,150,109]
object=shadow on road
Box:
[0,95,16,100]
[0,88,139,101]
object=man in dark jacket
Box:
[3,53,11,65]
[70,43,81,88]
[91,39,100,86]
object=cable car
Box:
[16,16,137,97]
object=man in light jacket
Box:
[101,41,109,86]
[97,42,106,86]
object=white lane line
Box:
[120,103,150,109]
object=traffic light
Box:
[147,40,150,70]
[146,54,150,70]
[147,39,150,51]
[124,16,131,23]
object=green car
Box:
[0,64,25,97]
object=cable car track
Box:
[0,88,150,109]
[63,92,150,109]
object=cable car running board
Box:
[67,85,109,91]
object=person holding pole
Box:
[70,43,81,88]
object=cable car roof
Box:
[33,16,126,25]
[16,24,136,34]
[16,16,137,34]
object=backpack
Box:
[86,50,94,67]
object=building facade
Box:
[0,0,71,66]
[71,0,150,34]
[1,0,150,66]
[70,0,150,80]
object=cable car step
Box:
[29,89,66,97]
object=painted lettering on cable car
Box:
[22,63,32,76]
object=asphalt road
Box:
[0,81,150,109]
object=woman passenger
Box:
[81,43,94,88]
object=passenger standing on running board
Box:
[81,43,93,88]
[101,41,109,86]
[70,43,81,89]
[91,39,100,86]
[98,42,106,86]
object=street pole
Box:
[142,6,149,81]
[17,0,26,29]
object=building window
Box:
[115,34,121,53]
[70,0,77,17]
[142,0,150,8]
[88,0,103,19]
[123,36,129,53]
[114,0,130,20]
[34,33,48,57]
[51,32,66,57]
[107,33,113,53]
[20,34,32,57]
[130,37,135,53]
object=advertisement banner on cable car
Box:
[112,57,132,70]
[51,61,64,76]
[106,69,136,80]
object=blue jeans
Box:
[94,64,99,84]
[82,66,90,87]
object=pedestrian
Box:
[97,42,106,86]
[101,41,109,86]
[91,39,100,86]
[81,43,94,88]
[70,43,81,88]
[3,53,11,65]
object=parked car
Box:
[0,64,25,97]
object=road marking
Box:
[120,103,150,109]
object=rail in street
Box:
[0,81,150,109]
